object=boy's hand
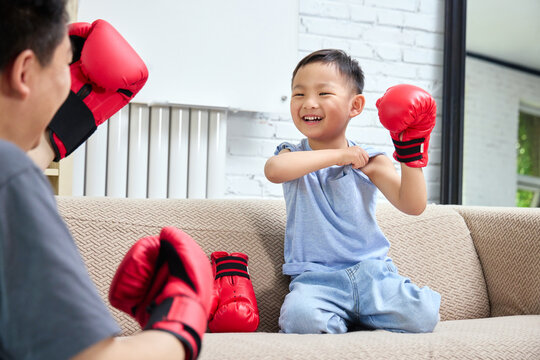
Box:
[338,146,369,169]
[376,84,436,167]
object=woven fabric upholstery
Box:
[55,197,540,359]
[57,197,489,334]
[199,316,540,360]
[57,197,288,334]
[452,206,540,317]
[377,204,490,321]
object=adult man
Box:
[0,1,212,359]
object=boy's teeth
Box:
[304,116,322,121]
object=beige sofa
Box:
[56,196,540,359]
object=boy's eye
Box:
[319,92,331,96]
[292,93,304,97]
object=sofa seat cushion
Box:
[199,316,540,360]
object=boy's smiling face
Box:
[290,62,364,150]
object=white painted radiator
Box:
[71,103,227,199]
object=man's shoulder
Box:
[0,140,37,186]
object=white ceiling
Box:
[466,0,540,71]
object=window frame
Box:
[440,0,467,205]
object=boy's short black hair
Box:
[0,0,68,71]
[292,49,365,94]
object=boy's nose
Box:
[303,96,318,109]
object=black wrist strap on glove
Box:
[214,255,250,280]
[48,89,96,161]
[392,137,425,163]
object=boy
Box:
[264,49,441,334]
[0,1,211,359]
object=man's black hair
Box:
[0,0,68,70]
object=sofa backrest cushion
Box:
[376,204,490,322]
[57,197,289,334]
[452,206,540,317]
[57,197,490,334]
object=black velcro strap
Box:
[181,324,202,359]
[392,138,425,162]
[393,142,422,156]
[145,298,172,330]
[48,90,96,161]
[392,137,425,147]
[214,256,250,280]
[215,270,250,280]
[395,154,423,163]
[145,298,201,360]
[215,255,248,265]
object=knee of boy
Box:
[280,305,348,334]
[280,303,330,334]
[406,292,441,333]
[413,310,439,333]
[279,301,314,333]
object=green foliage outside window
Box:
[516,111,540,207]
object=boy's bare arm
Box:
[362,155,427,215]
[265,146,369,184]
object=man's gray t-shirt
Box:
[0,140,120,360]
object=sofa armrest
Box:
[451,206,540,317]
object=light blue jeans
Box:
[279,259,441,334]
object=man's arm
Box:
[27,131,55,170]
[72,332,184,360]
[362,155,427,215]
[264,146,369,184]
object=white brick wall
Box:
[225,0,445,203]
[463,57,540,206]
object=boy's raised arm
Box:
[363,156,427,215]
[364,84,436,215]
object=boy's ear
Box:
[349,94,365,118]
[4,49,36,99]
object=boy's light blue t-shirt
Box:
[275,138,390,276]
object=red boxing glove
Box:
[109,227,213,360]
[208,252,259,333]
[376,84,436,167]
[48,19,148,161]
